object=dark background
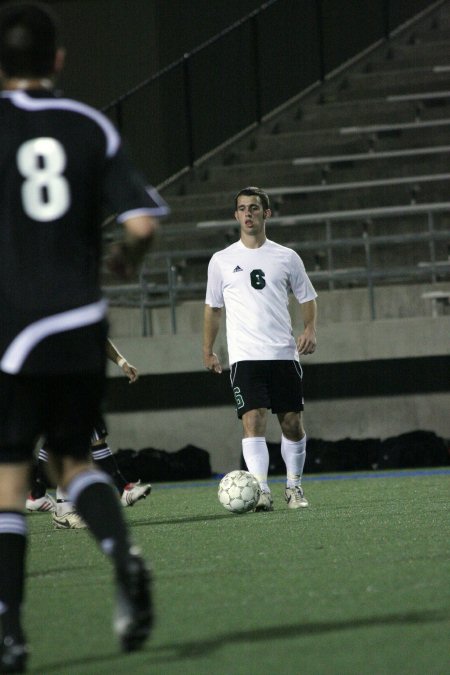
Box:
[1,0,440,183]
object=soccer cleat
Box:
[285,485,309,509]
[254,491,274,512]
[120,481,152,507]
[52,511,87,529]
[114,547,153,652]
[25,493,57,513]
[0,635,28,674]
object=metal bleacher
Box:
[103,1,450,334]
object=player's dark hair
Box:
[0,2,59,78]
[234,186,270,211]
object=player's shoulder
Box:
[2,89,103,119]
[55,96,120,154]
[2,90,120,156]
[265,238,297,257]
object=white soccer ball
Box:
[218,470,261,514]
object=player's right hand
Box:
[105,241,134,279]
[106,239,151,280]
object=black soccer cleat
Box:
[0,635,28,674]
[114,547,154,652]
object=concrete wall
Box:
[107,281,450,338]
[104,286,450,473]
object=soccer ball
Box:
[218,470,261,514]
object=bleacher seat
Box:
[103,0,450,312]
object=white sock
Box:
[281,434,306,488]
[242,437,270,493]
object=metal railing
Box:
[100,0,444,186]
[103,202,450,335]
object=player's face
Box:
[234,195,270,237]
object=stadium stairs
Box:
[116,0,450,307]
[102,2,450,473]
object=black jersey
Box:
[0,89,168,375]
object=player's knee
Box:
[280,413,304,441]
[91,438,107,448]
[242,408,267,436]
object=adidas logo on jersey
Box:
[233,265,243,273]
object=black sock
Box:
[92,445,128,493]
[73,480,131,569]
[30,459,50,499]
[0,513,27,639]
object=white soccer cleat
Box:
[254,490,274,512]
[26,493,57,513]
[121,481,152,507]
[285,485,309,509]
[52,511,87,529]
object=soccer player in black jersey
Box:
[0,3,168,671]
[26,339,152,525]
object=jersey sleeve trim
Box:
[116,185,170,221]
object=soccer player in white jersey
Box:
[203,186,317,511]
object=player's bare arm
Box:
[125,214,160,239]
[297,299,317,355]
[106,338,139,383]
[203,305,223,374]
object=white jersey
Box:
[205,238,317,365]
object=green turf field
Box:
[25,469,450,674]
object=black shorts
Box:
[42,418,108,452]
[230,360,304,419]
[0,371,105,463]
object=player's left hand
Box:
[297,327,317,355]
[204,352,223,374]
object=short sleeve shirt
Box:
[205,239,317,365]
[0,89,169,374]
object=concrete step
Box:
[226,122,450,163]
[366,54,450,73]
[158,208,450,241]
[407,25,450,43]
[345,65,449,88]
[163,182,449,223]
[262,99,448,134]
[366,40,450,70]
[168,152,450,195]
[321,67,450,102]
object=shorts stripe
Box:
[230,362,239,388]
[293,360,303,379]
